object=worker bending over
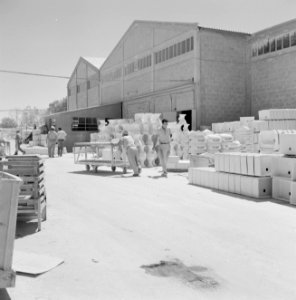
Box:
[120,130,141,177]
[154,119,171,177]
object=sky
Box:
[1,0,296,114]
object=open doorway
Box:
[178,110,192,131]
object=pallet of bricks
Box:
[188,151,279,199]
[271,133,296,205]
[0,155,47,231]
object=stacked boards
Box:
[189,152,274,199]
[0,155,47,231]
[272,133,296,205]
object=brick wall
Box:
[250,20,296,117]
[199,29,250,125]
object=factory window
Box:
[102,67,122,82]
[283,34,290,48]
[276,37,282,50]
[154,36,194,65]
[173,44,177,57]
[68,88,71,96]
[169,45,173,59]
[291,32,296,46]
[270,39,276,52]
[258,45,264,55]
[124,63,133,75]
[252,47,257,57]
[161,49,166,62]
[264,40,270,54]
[87,80,90,89]
[72,117,97,131]
[77,85,80,93]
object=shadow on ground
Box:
[189,183,296,208]
[68,170,126,177]
[16,221,39,239]
[141,259,219,289]
[0,289,11,300]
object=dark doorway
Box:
[178,110,192,131]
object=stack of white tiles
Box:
[259,109,296,130]
[271,133,296,205]
[189,152,275,199]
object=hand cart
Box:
[73,141,129,174]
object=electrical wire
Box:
[0,69,193,83]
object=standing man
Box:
[57,127,67,157]
[47,126,58,158]
[14,130,25,155]
[154,119,171,177]
[120,130,141,177]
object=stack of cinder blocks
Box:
[189,152,277,199]
[271,133,296,205]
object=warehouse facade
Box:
[67,21,251,128]
[51,19,296,150]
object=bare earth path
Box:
[2,154,296,300]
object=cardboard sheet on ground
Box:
[12,251,64,275]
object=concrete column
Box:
[194,27,201,129]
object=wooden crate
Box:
[0,155,47,231]
[0,172,22,288]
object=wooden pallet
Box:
[0,155,47,231]
[0,172,21,288]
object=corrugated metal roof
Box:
[198,26,250,35]
[82,57,106,69]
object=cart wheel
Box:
[94,166,98,173]
[111,166,116,172]
[86,165,90,171]
[123,167,127,174]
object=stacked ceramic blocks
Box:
[271,133,296,205]
[189,152,274,199]
[259,109,296,130]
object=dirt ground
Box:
[1,153,296,300]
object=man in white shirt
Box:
[57,127,67,157]
[120,130,141,177]
[153,119,171,177]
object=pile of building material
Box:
[32,129,47,147]
[0,155,47,231]
[271,133,296,205]
[213,111,296,153]
[0,171,22,288]
[189,152,277,199]
[259,109,296,129]
[91,114,162,167]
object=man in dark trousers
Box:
[14,130,25,155]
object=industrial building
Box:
[45,19,296,151]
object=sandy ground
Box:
[1,154,296,300]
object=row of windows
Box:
[72,117,98,131]
[252,31,296,57]
[154,37,194,64]
[101,67,122,82]
[68,80,95,96]
[69,36,194,89]
[124,54,152,76]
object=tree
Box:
[20,106,41,128]
[0,117,18,128]
[47,97,67,115]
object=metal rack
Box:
[73,142,129,173]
